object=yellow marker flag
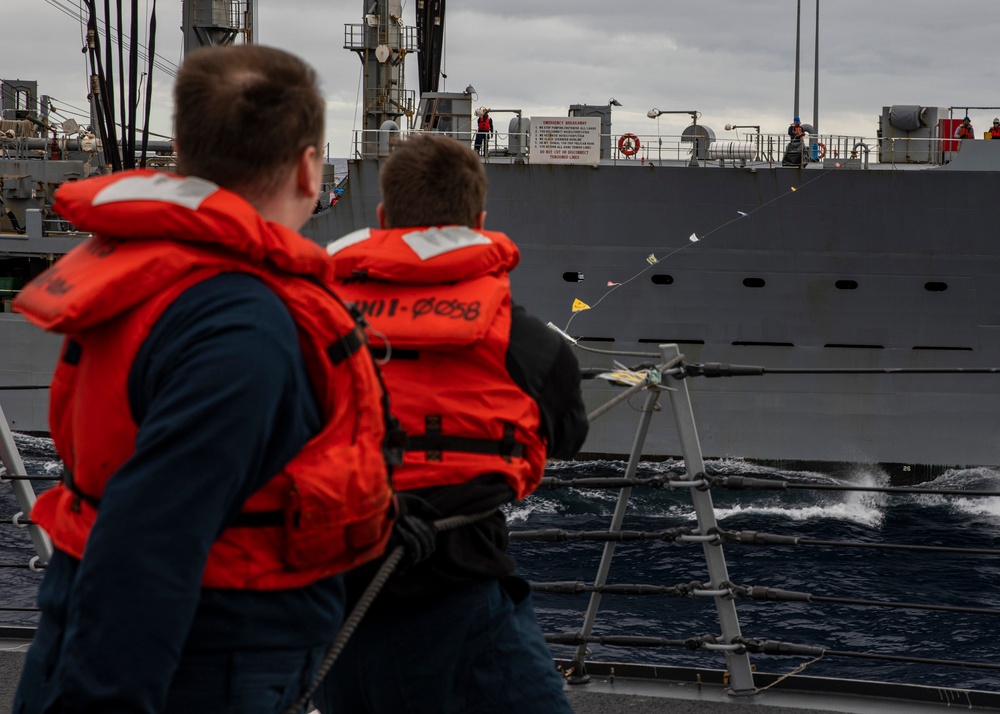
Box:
[571,298,591,312]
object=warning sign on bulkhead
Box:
[530,117,601,165]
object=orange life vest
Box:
[328,226,547,500]
[957,124,975,139]
[14,170,395,590]
[477,114,492,132]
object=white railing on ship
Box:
[348,127,882,167]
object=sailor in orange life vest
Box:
[990,118,1000,140]
[955,116,976,140]
[314,133,589,714]
[11,45,415,714]
[474,106,494,156]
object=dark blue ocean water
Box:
[4,435,1000,692]
[506,459,1000,693]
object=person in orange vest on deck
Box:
[788,116,805,139]
[989,118,1000,139]
[11,45,410,714]
[315,133,589,714]
[955,116,976,139]
[474,106,494,156]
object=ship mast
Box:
[416,0,445,95]
[182,0,256,54]
[344,0,416,158]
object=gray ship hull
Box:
[0,315,61,434]
[305,142,1000,470]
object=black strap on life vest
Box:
[62,466,101,513]
[406,416,524,463]
[326,324,365,365]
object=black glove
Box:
[390,492,438,570]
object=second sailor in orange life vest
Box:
[956,116,976,139]
[990,118,1000,139]
[315,133,588,714]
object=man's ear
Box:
[297,145,322,198]
[377,203,387,229]
[474,211,486,230]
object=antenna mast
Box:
[182,0,256,54]
[344,0,417,157]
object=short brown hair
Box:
[173,45,324,199]
[379,134,486,228]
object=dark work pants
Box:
[475,131,489,155]
[14,616,326,714]
[314,576,573,714]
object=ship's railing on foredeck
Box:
[5,350,1000,704]
[348,127,882,167]
[508,343,1000,700]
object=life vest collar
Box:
[17,170,334,333]
[53,169,332,281]
[327,226,519,284]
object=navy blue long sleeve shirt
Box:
[32,273,344,712]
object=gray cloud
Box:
[12,1,1000,157]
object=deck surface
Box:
[3,643,998,713]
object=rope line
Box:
[755,653,825,692]
[576,357,1000,379]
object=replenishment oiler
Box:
[4,1,1000,476]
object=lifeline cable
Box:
[511,525,1000,557]
[736,585,1000,617]
[283,508,499,714]
[717,528,1000,556]
[547,632,1000,672]
[531,579,1000,617]
[538,474,1000,499]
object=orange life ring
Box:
[618,133,640,157]
[815,142,826,160]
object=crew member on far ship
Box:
[474,107,494,156]
[989,118,1000,139]
[955,116,975,139]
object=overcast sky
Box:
[7,1,1000,157]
